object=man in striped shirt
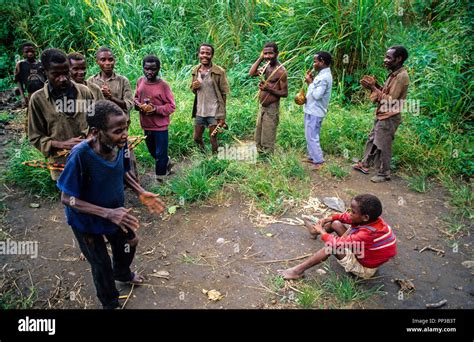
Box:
[278,194,397,280]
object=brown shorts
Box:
[337,249,377,279]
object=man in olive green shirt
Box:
[87,47,134,116]
[28,48,94,180]
[88,46,137,179]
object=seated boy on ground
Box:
[278,194,397,280]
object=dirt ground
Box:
[0,106,473,310]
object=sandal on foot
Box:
[117,272,146,286]
[352,162,369,174]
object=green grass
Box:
[324,161,350,180]
[180,253,198,264]
[149,147,309,216]
[2,138,58,199]
[268,268,384,308]
[268,275,285,293]
[0,111,14,123]
[296,284,323,309]
[403,172,432,193]
[0,286,36,309]
[443,215,469,237]
[323,273,385,305]
[153,155,233,203]
[440,175,473,221]
[438,174,473,238]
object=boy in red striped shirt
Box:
[278,194,397,280]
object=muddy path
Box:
[0,109,472,310]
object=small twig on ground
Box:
[287,284,304,294]
[121,284,134,310]
[406,227,417,240]
[40,256,79,262]
[255,253,312,264]
[244,243,255,255]
[426,299,447,308]
[244,251,264,259]
[436,227,455,238]
[162,232,179,243]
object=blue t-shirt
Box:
[57,140,130,234]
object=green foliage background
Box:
[0,1,472,209]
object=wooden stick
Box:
[255,253,313,264]
[121,284,134,310]
[419,245,445,255]
[426,299,447,308]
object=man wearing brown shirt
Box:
[88,47,138,178]
[28,48,94,180]
[191,43,230,153]
[353,46,410,183]
[87,47,134,116]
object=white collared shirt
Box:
[304,67,333,117]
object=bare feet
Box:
[126,272,146,285]
[277,268,304,280]
[302,217,319,239]
[312,162,324,171]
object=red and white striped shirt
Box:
[320,212,397,268]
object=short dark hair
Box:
[199,43,214,55]
[21,42,36,51]
[40,48,68,71]
[263,42,278,54]
[67,52,86,63]
[315,51,332,66]
[96,46,113,59]
[142,55,161,69]
[388,45,408,64]
[87,100,124,131]
[353,194,382,222]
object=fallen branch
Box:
[419,245,445,256]
[121,284,134,310]
[255,253,312,264]
[426,299,447,309]
[40,256,79,262]
[244,251,264,259]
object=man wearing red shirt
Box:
[278,194,397,280]
[134,55,176,182]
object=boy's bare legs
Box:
[278,247,331,279]
[278,247,347,280]
[278,220,348,280]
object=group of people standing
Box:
[13,40,409,309]
[16,41,410,184]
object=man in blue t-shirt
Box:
[57,100,165,309]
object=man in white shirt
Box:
[303,51,333,170]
